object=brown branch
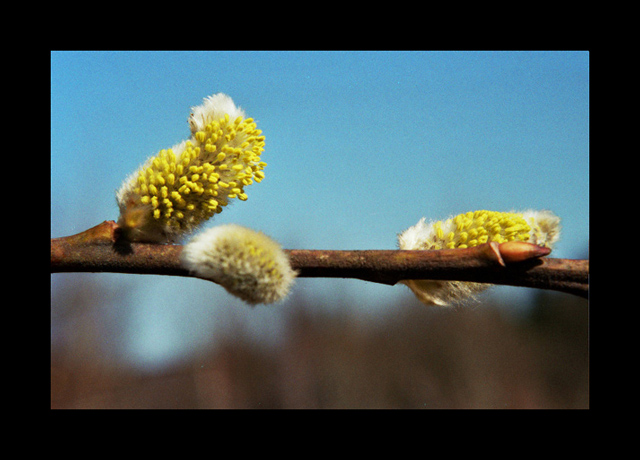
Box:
[51,221,589,299]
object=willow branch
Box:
[51,221,588,299]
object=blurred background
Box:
[51,51,589,409]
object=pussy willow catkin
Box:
[181,224,297,305]
[398,210,560,306]
[116,93,266,242]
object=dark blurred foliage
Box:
[51,277,588,409]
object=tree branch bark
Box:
[50,221,589,299]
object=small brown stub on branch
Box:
[498,241,552,263]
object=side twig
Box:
[50,221,588,299]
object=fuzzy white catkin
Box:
[188,93,246,134]
[181,224,297,305]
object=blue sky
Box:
[51,51,589,369]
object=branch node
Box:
[487,242,506,266]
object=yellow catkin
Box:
[117,93,266,242]
[428,211,532,250]
[397,209,561,306]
